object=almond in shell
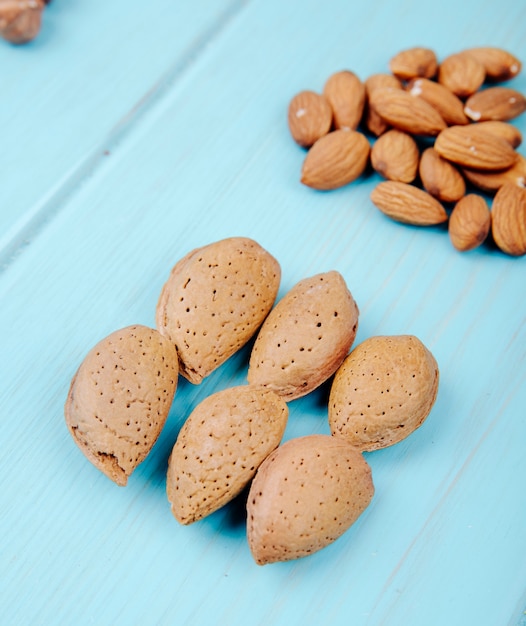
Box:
[370,181,448,226]
[323,70,366,131]
[449,194,491,251]
[369,87,446,136]
[438,52,486,98]
[389,47,438,80]
[434,125,518,171]
[247,434,374,565]
[328,335,439,451]
[166,385,288,524]
[156,237,281,384]
[463,47,522,82]
[419,147,466,203]
[464,87,526,122]
[288,90,332,148]
[407,77,469,126]
[0,0,45,44]
[247,271,359,401]
[301,130,370,190]
[491,182,526,256]
[65,325,179,486]
[371,129,419,183]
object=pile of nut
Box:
[288,47,526,256]
[65,237,439,565]
[0,0,50,45]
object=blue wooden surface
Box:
[1,0,525,625]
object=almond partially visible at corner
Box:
[449,194,491,251]
[491,183,526,256]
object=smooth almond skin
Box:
[301,130,370,191]
[65,325,179,486]
[438,52,486,98]
[369,87,447,136]
[434,125,518,171]
[419,147,466,203]
[248,271,359,401]
[462,155,526,193]
[364,74,403,136]
[472,121,522,149]
[389,47,438,80]
[167,385,288,525]
[371,129,419,183]
[288,90,333,148]
[328,335,439,451]
[449,194,491,251]
[323,70,366,131]
[247,434,374,565]
[370,181,448,226]
[156,237,281,384]
[463,47,522,82]
[0,0,44,44]
[407,78,469,126]
[464,87,526,122]
[491,183,526,256]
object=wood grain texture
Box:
[0,0,525,624]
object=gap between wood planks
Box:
[0,0,250,275]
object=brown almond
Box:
[438,52,486,98]
[464,87,526,122]
[419,147,466,203]
[389,47,438,80]
[247,434,374,565]
[369,87,447,136]
[248,271,359,401]
[370,181,448,225]
[156,237,281,384]
[472,121,522,148]
[166,385,288,524]
[0,0,44,44]
[301,129,370,190]
[449,194,491,251]
[407,77,469,126]
[65,325,179,486]
[288,90,332,147]
[491,183,526,256]
[462,155,526,193]
[463,47,522,81]
[364,73,403,136]
[328,335,439,451]
[323,70,366,131]
[371,129,419,183]
[434,125,518,171]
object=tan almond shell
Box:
[371,129,420,183]
[370,181,448,226]
[247,434,374,565]
[389,47,438,80]
[463,47,522,81]
[491,183,526,256]
[156,237,281,384]
[288,90,333,147]
[301,130,370,190]
[328,335,439,451]
[0,0,44,44]
[464,87,526,122]
[65,325,179,486]
[419,147,466,203]
[407,78,469,126]
[449,194,491,251]
[323,70,366,131]
[247,271,359,401]
[166,385,288,525]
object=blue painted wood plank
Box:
[0,0,525,624]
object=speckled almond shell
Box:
[65,325,179,486]
[247,271,359,401]
[328,335,439,451]
[166,385,288,524]
[247,434,374,565]
[156,237,281,384]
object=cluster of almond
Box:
[65,237,439,565]
[0,0,49,45]
[288,46,526,256]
